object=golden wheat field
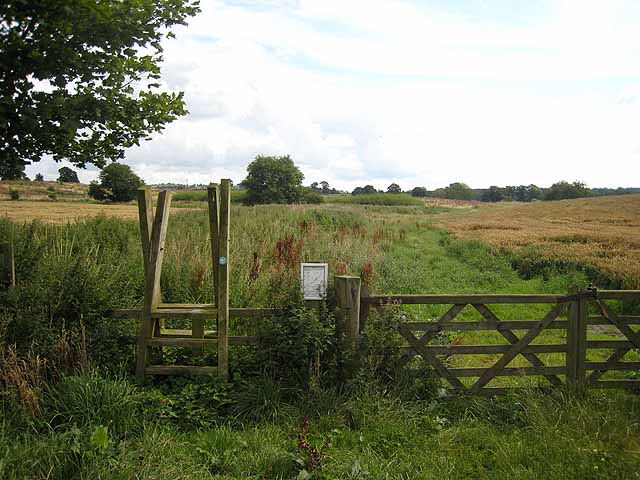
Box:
[436,194,640,288]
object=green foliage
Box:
[410,186,427,197]
[386,183,402,194]
[9,189,19,200]
[88,162,143,202]
[57,167,79,183]
[352,185,377,195]
[300,187,323,204]
[243,155,305,205]
[44,372,143,438]
[328,193,422,206]
[441,182,475,200]
[545,180,591,201]
[34,173,44,181]
[0,0,200,178]
[142,377,232,430]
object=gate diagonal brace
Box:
[588,300,640,383]
[473,304,563,387]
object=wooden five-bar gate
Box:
[114,180,276,380]
[337,277,640,395]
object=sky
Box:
[27,0,640,191]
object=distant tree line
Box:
[347,180,640,202]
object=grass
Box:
[324,193,423,206]
[1,197,640,478]
[435,194,640,288]
[0,180,89,201]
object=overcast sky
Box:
[27,0,640,190]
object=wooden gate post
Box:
[216,179,231,380]
[566,287,588,387]
[0,241,15,289]
[136,190,172,379]
[335,275,361,381]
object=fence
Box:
[335,276,640,395]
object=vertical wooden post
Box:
[137,188,162,338]
[216,179,231,380]
[566,287,587,386]
[136,190,172,379]
[359,282,370,335]
[0,241,15,289]
[335,275,361,381]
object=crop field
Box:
[1,196,640,479]
[436,194,640,289]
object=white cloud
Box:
[27,0,640,190]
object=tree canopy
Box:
[410,186,427,197]
[352,185,377,195]
[57,166,79,183]
[0,0,200,179]
[442,182,474,200]
[88,162,143,202]
[243,155,304,205]
[387,183,402,194]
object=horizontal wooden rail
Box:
[449,365,566,377]
[362,294,568,305]
[148,336,257,347]
[587,340,637,349]
[112,306,279,319]
[590,380,640,389]
[594,290,640,300]
[585,361,640,370]
[145,365,218,376]
[399,344,567,355]
[402,320,569,331]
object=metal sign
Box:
[301,262,328,300]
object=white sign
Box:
[301,263,328,300]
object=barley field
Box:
[436,194,640,288]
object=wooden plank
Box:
[335,276,362,374]
[148,338,219,347]
[399,324,467,393]
[450,366,566,377]
[399,304,466,366]
[588,316,640,325]
[585,361,640,371]
[111,307,279,319]
[587,340,637,349]
[145,365,218,376]
[0,241,15,288]
[566,288,587,386]
[135,190,171,379]
[469,303,564,393]
[590,380,640,390]
[152,335,257,346]
[402,320,569,331]
[207,184,221,306]
[364,294,564,305]
[595,290,640,301]
[400,344,567,355]
[473,303,563,386]
[217,179,231,380]
[150,308,217,319]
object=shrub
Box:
[300,188,323,204]
[9,189,19,200]
[47,192,57,201]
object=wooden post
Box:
[0,241,15,289]
[216,179,231,380]
[335,275,361,381]
[359,282,370,334]
[136,190,172,379]
[567,287,588,386]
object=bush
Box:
[88,163,143,202]
[9,189,19,200]
[300,188,323,204]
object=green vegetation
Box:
[243,155,306,205]
[1,203,639,478]
[0,0,199,179]
[326,193,423,206]
[57,167,79,184]
[88,163,144,202]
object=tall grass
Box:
[325,193,423,206]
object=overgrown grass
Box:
[325,193,423,206]
[172,189,247,204]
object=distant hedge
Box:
[326,193,422,206]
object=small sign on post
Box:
[301,262,328,300]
